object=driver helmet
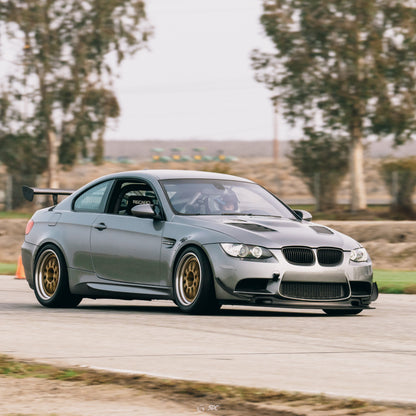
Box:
[217,190,239,212]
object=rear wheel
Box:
[173,247,220,314]
[323,308,363,316]
[34,245,82,308]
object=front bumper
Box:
[204,244,377,309]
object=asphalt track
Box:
[1,276,415,404]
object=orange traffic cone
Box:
[15,255,26,280]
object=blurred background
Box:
[1,0,416,218]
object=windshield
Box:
[160,179,296,219]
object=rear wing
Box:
[22,186,74,205]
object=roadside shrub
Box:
[289,132,349,211]
[0,132,47,209]
[380,158,416,218]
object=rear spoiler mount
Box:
[22,186,74,205]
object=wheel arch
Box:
[170,242,215,287]
[33,240,69,273]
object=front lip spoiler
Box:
[220,299,375,310]
[215,277,375,309]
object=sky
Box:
[106,0,295,142]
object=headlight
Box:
[350,247,369,262]
[220,243,273,259]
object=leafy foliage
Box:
[289,131,349,210]
[380,158,416,217]
[0,91,48,207]
[253,0,416,210]
[0,0,151,193]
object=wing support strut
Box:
[22,186,74,205]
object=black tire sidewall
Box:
[34,244,79,308]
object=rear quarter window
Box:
[73,180,113,212]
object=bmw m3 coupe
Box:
[22,170,378,314]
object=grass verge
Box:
[0,354,413,416]
[0,211,31,219]
[373,270,416,294]
[0,262,16,275]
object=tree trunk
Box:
[93,129,105,165]
[47,130,60,188]
[349,136,367,211]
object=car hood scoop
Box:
[226,222,276,232]
[309,225,334,235]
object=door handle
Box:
[93,222,107,231]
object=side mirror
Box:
[131,204,156,219]
[294,209,312,222]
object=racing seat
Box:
[125,195,154,215]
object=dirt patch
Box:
[0,376,199,416]
[0,219,27,263]
[1,358,415,416]
[320,221,416,244]
[319,221,416,270]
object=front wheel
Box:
[323,308,363,316]
[173,247,220,314]
[34,245,82,308]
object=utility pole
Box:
[273,101,279,162]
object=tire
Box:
[323,308,363,316]
[173,247,220,314]
[34,244,82,308]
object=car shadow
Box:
[218,308,323,317]
[76,302,323,317]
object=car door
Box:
[63,179,114,271]
[90,180,164,286]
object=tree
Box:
[380,158,416,218]
[289,131,349,211]
[0,92,48,208]
[0,0,151,188]
[252,0,416,211]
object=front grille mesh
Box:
[282,247,344,266]
[282,247,314,265]
[280,282,348,300]
[317,249,343,266]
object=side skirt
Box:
[85,281,171,300]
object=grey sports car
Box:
[22,169,378,315]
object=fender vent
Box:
[162,238,176,249]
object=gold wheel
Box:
[35,249,61,301]
[176,252,202,305]
[42,253,59,296]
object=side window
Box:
[112,181,157,215]
[73,181,113,213]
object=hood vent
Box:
[309,225,334,235]
[227,222,276,232]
